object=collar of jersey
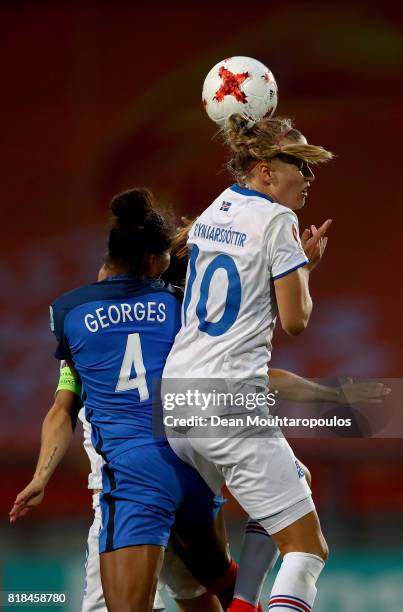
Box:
[104,274,147,282]
[230,183,274,202]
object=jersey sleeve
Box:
[266,211,308,280]
[49,302,72,360]
[55,361,82,398]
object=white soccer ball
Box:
[202,56,278,127]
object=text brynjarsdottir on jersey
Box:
[192,222,247,247]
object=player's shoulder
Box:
[212,184,296,219]
[51,281,106,313]
[267,203,299,228]
[50,281,100,335]
[52,277,178,308]
[50,278,181,336]
[168,284,184,304]
[188,186,299,254]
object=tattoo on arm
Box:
[44,447,57,471]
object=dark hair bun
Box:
[106,187,173,273]
[110,188,153,226]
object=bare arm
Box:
[274,267,312,335]
[9,388,81,522]
[270,368,340,401]
[33,389,80,485]
[270,368,390,404]
[274,219,331,336]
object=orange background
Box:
[1,2,402,534]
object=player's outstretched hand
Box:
[301,219,332,271]
[338,378,392,405]
[9,478,46,523]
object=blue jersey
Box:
[50,276,182,461]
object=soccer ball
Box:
[202,56,278,127]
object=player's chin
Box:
[294,194,306,209]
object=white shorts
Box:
[82,496,106,612]
[167,428,314,535]
[159,543,207,601]
[82,493,205,611]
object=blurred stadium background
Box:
[1,2,402,610]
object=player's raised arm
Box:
[9,366,81,523]
[269,368,391,403]
[274,267,312,336]
[273,218,331,336]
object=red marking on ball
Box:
[215,67,249,103]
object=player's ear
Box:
[148,252,171,278]
[97,265,108,282]
[259,162,273,184]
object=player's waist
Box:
[99,437,170,462]
[164,349,270,379]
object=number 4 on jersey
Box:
[116,333,149,400]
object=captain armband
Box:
[55,365,82,398]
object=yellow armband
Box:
[56,365,82,398]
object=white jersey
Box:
[163,184,308,384]
[79,408,103,490]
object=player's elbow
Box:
[281,310,311,336]
[282,318,309,336]
[52,391,81,430]
[275,276,313,336]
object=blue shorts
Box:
[99,441,225,553]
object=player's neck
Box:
[245,179,275,201]
[103,264,146,280]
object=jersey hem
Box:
[99,538,169,554]
[272,259,308,280]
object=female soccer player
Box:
[9,363,224,611]
[10,188,387,612]
[162,114,334,612]
[12,188,233,612]
[164,217,390,612]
